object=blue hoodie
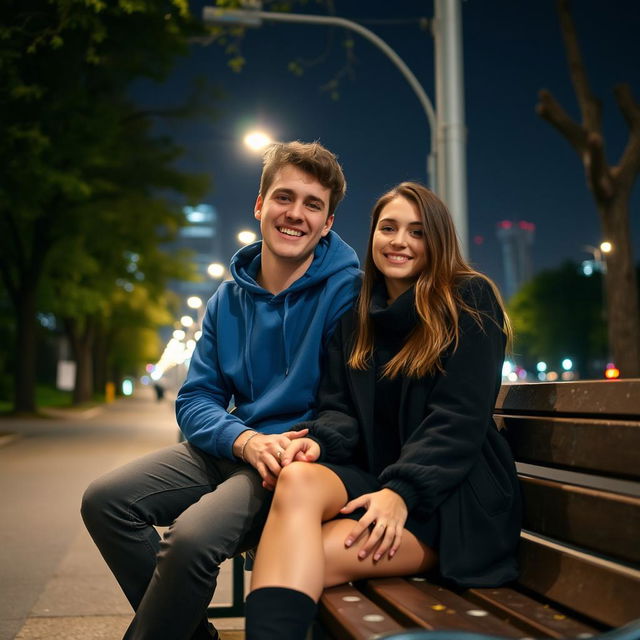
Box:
[176,230,360,459]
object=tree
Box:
[509,262,607,377]
[0,0,207,411]
[537,0,640,376]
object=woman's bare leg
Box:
[321,518,437,588]
[250,462,348,600]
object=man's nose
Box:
[285,202,304,220]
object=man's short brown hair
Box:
[259,141,347,216]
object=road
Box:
[0,388,243,640]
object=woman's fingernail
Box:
[374,554,380,561]
[358,550,366,559]
[345,538,352,547]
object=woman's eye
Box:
[379,225,394,232]
[410,229,424,238]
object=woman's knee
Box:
[272,462,330,510]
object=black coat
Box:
[299,277,522,587]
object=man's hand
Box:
[239,429,309,490]
[340,488,408,562]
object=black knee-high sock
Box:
[245,587,317,640]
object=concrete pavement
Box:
[0,388,244,640]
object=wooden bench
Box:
[315,379,640,640]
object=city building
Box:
[496,220,535,299]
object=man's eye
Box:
[276,194,290,202]
[307,202,322,211]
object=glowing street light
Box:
[207,262,225,279]
[244,130,272,152]
[600,241,612,254]
[187,296,203,310]
[173,329,186,341]
[237,230,258,245]
[180,315,194,328]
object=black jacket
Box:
[298,276,521,587]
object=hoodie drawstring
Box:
[282,293,292,377]
[243,295,256,400]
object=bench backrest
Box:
[495,379,640,628]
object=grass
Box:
[0,385,104,415]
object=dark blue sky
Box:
[132,0,640,292]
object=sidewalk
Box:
[0,388,245,640]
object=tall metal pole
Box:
[434,0,469,257]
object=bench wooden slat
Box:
[498,415,640,479]
[319,583,405,640]
[520,476,640,563]
[518,533,640,627]
[467,587,599,639]
[407,579,532,637]
[495,380,640,416]
[362,578,523,637]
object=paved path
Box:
[0,389,244,640]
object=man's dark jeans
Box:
[81,442,271,640]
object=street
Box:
[0,388,243,640]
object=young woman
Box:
[244,182,522,639]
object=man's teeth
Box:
[279,227,303,237]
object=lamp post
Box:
[202,4,469,256]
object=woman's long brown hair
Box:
[348,182,512,379]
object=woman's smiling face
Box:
[372,196,427,300]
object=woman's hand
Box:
[281,437,321,466]
[243,429,309,490]
[341,488,408,562]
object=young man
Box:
[81,141,360,640]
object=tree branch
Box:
[536,89,588,153]
[556,0,602,132]
[614,83,640,131]
[610,84,640,191]
[585,133,615,202]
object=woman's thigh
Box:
[321,519,437,587]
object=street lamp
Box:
[180,315,194,328]
[237,230,258,245]
[244,130,273,152]
[187,296,203,310]
[583,241,613,274]
[207,262,226,279]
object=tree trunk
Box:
[64,317,95,405]
[13,287,38,413]
[599,197,640,376]
[93,322,107,396]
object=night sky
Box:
[130,0,640,294]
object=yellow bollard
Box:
[105,382,116,403]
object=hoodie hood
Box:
[230,230,359,297]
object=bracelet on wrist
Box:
[240,431,259,463]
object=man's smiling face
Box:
[255,164,334,269]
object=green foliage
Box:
[0,0,212,410]
[508,262,607,375]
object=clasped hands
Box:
[246,434,408,561]
[240,429,314,491]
